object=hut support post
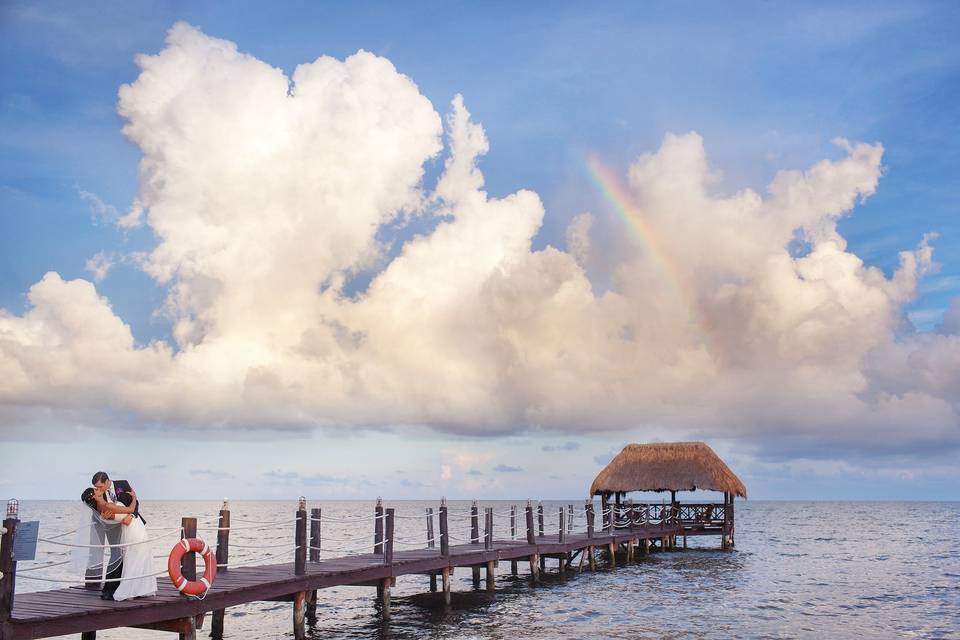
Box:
[211,501,230,639]
[721,492,730,550]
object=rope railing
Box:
[37,526,184,549]
[313,513,386,523]
[16,567,169,585]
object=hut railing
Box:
[677,503,727,527]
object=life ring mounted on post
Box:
[168,537,217,597]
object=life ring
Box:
[167,538,217,597]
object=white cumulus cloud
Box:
[0,23,957,457]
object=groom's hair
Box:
[91,471,109,485]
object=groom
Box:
[92,471,124,600]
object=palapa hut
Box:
[590,441,746,549]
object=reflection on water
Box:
[14,500,960,639]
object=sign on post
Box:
[12,521,39,562]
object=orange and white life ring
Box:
[167,537,217,597]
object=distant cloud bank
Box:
[1,22,958,458]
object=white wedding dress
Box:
[110,513,157,600]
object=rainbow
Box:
[583,154,713,342]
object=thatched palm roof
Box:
[590,442,747,498]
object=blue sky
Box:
[1,2,958,500]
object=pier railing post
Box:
[568,504,574,534]
[525,500,535,544]
[181,516,197,583]
[558,506,565,543]
[1,499,19,633]
[309,508,321,563]
[486,508,492,548]
[439,498,449,557]
[306,507,320,627]
[211,500,230,640]
[537,502,544,538]
[510,505,518,576]
[295,497,307,576]
[525,499,538,584]
[384,508,394,565]
[374,497,384,555]
[601,494,610,532]
[216,500,231,572]
[471,500,479,544]
[439,497,451,605]
[426,507,435,549]
[471,499,482,587]
[586,500,594,539]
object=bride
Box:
[79,486,157,600]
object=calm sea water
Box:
[13,500,960,639]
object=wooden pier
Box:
[0,497,735,640]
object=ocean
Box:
[11,500,960,639]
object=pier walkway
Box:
[0,499,733,639]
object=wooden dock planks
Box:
[5,526,681,639]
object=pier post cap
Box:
[298,496,307,511]
[376,496,382,507]
[441,496,446,507]
[472,499,478,507]
[221,498,230,510]
[6,498,18,518]
[526,498,532,507]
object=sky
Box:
[1,2,958,501]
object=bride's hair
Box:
[80,487,97,511]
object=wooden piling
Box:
[211,500,230,639]
[1,501,19,638]
[293,498,307,640]
[441,567,451,605]
[378,577,391,620]
[588,545,596,570]
[427,507,437,592]
[525,501,538,584]
[559,553,567,579]
[607,542,616,568]
[384,508,394,566]
[485,560,495,591]
[558,506,565,543]
[178,614,197,640]
[537,502,545,572]
[292,591,306,640]
[471,500,481,588]
[510,505,518,576]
